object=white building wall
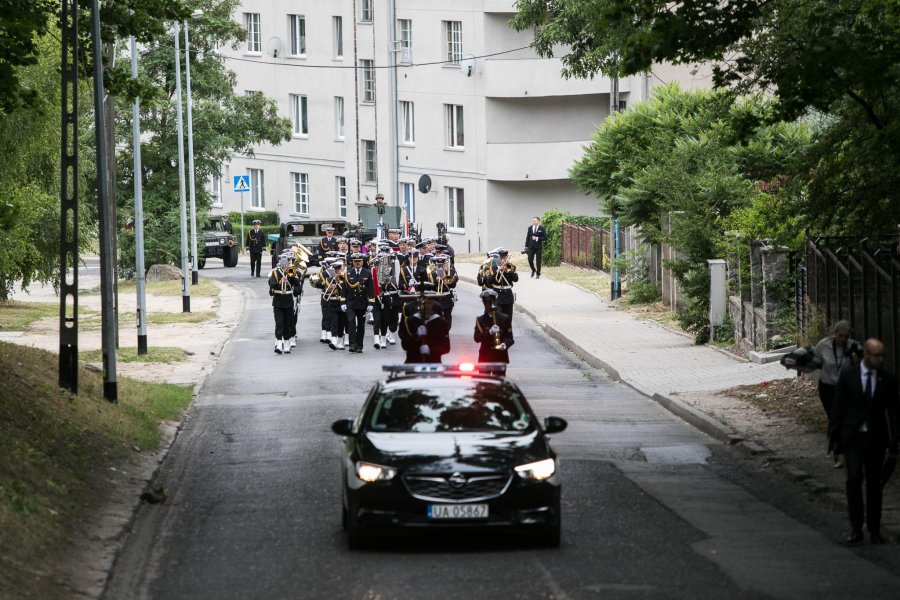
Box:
[217,1,661,252]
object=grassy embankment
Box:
[0,277,218,599]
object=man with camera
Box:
[524,216,546,279]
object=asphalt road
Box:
[102,263,900,599]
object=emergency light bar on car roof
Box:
[382,363,507,380]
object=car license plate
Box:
[427,504,489,520]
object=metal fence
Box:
[561,222,609,270]
[800,236,900,376]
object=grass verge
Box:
[0,341,193,600]
[80,346,188,364]
[0,302,99,332]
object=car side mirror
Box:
[543,416,567,434]
[331,419,354,436]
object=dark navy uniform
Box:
[343,256,375,353]
[268,265,301,354]
[474,307,514,363]
[399,300,451,364]
[247,224,266,276]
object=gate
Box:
[800,236,900,376]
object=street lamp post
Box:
[174,21,191,312]
[131,36,148,354]
[185,10,203,286]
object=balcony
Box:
[486,141,588,181]
[482,57,627,98]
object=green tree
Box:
[113,0,291,270]
[512,0,900,236]
[570,86,810,339]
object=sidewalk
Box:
[455,261,900,537]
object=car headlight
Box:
[355,461,398,483]
[219,238,226,245]
[514,458,556,481]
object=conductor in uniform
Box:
[343,252,375,353]
[247,219,265,277]
[221,214,233,234]
[474,289,514,363]
[319,226,338,261]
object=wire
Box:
[219,44,534,69]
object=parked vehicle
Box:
[199,217,238,268]
[268,219,351,267]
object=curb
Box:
[459,274,736,445]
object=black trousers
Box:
[345,307,367,348]
[499,302,514,323]
[818,382,837,452]
[320,301,331,332]
[273,305,295,340]
[527,246,542,275]
[372,296,398,336]
[328,303,345,337]
[843,433,886,533]
[250,251,263,276]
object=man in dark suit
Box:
[524,216,547,278]
[828,338,900,544]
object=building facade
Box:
[215,0,655,253]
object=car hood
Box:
[359,431,548,473]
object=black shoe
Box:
[348,347,358,353]
[536,274,540,279]
[256,274,261,277]
[531,272,535,278]
[846,529,864,545]
[871,532,886,544]
[357,347,363,353]
[328,340,337,350]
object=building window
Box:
[445,21,462,64]
[447,187,464,230]
[402,182,415,224]
[363,140,377,183]
[292,172,309,214]
[290,94,308,136]
[249,168,265,208]
[335,96,345,139]
[361,60,375,103]
[289,15,306,57]
[398,19,412,64]
[360,0,373,22]
[337,176,347,218]
[210,174,222,207]
[445,104,464,148]
[333,16,343,58]
[245,13,261,53]
[400,101,415,144]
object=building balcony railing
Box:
[485,140,588,181]
[482,57,628,98]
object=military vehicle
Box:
[268,219,351,267]
[199,217,239,268]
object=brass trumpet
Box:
[491,310,504,350]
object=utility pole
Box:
[131,36,148,354]
[174,21,191,313]
[91,0,117,401]
[610,76,622,300]
[58,0,79,393]
[185,18,199,286]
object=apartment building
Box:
[215,1,655,253]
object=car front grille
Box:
[403,473,512,503]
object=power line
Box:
[218,45,534,69]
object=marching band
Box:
[264,224,519,364]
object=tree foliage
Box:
[512,0,900,236]
[114,0,291,271]
[571,85,810,338]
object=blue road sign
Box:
[233,175,250,193]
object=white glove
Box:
[417,325,427,337]
[366,305,373,313]
[489,325,500,335]
[341,304,347,312]
[419,344,430,355]
[499,343,507,351]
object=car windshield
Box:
[368,379,531,433]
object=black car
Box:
[331,363,567,549]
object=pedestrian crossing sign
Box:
[233,175,250,193]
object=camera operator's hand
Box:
[489,325,500,335]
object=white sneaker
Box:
[386,332,396,345]
[329,336,338,350]
[374,335,381,349]
[320,330,328,343]
[337,338,345,350]
[274,339,283,354]
[290,337,297,348]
